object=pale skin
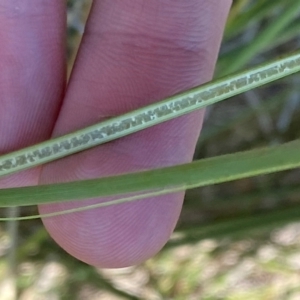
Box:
[0,1,232,268]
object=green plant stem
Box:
[169,204,300,247]
[0,139,299,215]
[0,51,299,178]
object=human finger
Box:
[0,1,66,188]
[39,0,232,268]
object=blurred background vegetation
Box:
[1,0,300,299]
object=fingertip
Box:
[39,192,184,268]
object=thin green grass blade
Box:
[219,1,300,76]
[273,20,300,50]
[225,0,282,40]
[0,189,179,221]
[0,139,299,211]
[0,51,299,178]
[169,205,300,247]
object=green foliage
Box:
[1,1,300,299]
[0,139,299,219]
